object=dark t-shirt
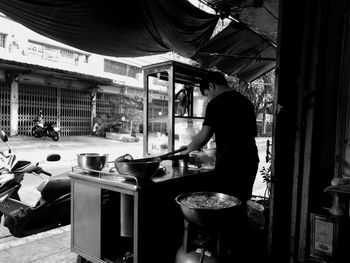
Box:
[203,90,259,201]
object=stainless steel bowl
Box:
[77,153,108,171]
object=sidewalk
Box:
[0,226,76,263]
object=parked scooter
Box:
[32,116,60,141]
[0,130,70,237]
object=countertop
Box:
[69,160,214,192]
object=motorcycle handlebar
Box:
[39,169,52,177]
[22,166,52,177]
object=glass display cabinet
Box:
[142,61,211,156]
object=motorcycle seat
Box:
[40,173,70,202]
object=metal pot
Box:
[168,154,190,168]
[114,147,187,179]
[77,153,108,171]
[175,192,241,227]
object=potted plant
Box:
[259,161,272,206]
[247,140,272,233]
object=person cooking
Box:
[181,70,260,259]
[182,70,259,208]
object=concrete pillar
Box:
[10,79,19,136]
[91,88,97,130]
[57,88,61,129]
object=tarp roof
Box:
[193,19,276,82]
[203,0,278,44]
[0,0,277,82]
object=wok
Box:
[114,147,187,179]
[175,191,241,227]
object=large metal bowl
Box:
[175,191,241,227]
[114,156,161,179]
[77,153,108,171]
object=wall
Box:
[271,0,350,262]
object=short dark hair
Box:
[199,71,227,95]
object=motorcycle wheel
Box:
[32,127,42,138]
[51,131,59,141]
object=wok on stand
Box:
[175,191,241,227]
[175,192,241,263]
[114,147,188,180]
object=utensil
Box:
[77,153,108,171]
[175,191,241,227]
[114,147,188,179]
[155,147,188,160]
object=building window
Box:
[27,40,89,65]
[104,59,141,79]
[0,33,6,48]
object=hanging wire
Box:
[197,52,276,61]
[262,5,278,20]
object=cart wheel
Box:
[76,255,91,263]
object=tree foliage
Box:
[226,70,275,116]
[102,90,143,133]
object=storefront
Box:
[0,61,112,136]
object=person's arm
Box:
[182,125,214,154]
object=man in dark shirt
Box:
[181,71,260,260]
[182,70,259,205]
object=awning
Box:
[0,0,277,82]
[192,20,276,82]
[0,58,113,86]
[202,0,278,44]
[0,0,218,58]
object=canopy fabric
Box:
[192,20,276,82]
[0,0,218,57]
[0,0,276,82]
[203,0,278,44]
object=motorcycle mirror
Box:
[47,154,61,162]
[0,130,8,142]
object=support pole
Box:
[10,77,19,136]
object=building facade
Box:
[0,13,186,136]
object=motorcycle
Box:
[0,130,71,237]
[32,118,60,141]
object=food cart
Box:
[69,61,217,263]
